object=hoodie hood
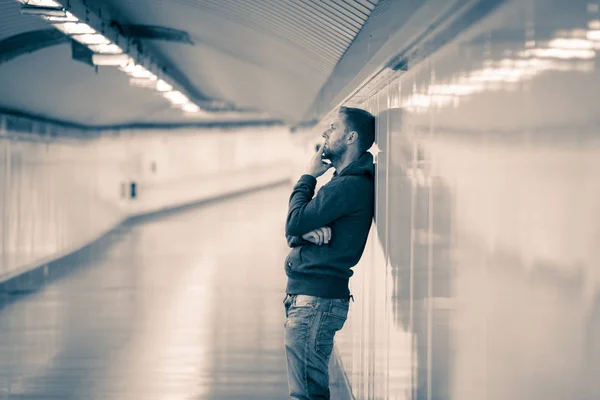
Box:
[334,151,375,179]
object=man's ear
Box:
[346,131,358,144]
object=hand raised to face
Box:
[307,141,333,178]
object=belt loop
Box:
[349,294,355,302]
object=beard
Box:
[322,145,332,160]
[322,143,344,161]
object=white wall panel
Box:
[0,120,292,283]
[328,0,600,398]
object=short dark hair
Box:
[339,106,375,153]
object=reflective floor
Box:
[0,185,343,399]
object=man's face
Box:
[321,113,348,161]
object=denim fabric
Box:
[283,294,350,400]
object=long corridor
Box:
[0,185,307,399]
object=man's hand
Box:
[302,227,332,246]
[307,142,333,178]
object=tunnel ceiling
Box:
[0,0,380,128]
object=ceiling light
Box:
[549,38,594,49]
[18,0,62,8]
[587,30,600,41]
[42,11,77,22]
[124,65,154,79]
[118,62,136,73]
[156,79,172,92]
[71,33,111,45]
[129,78,160,88]
[53,22,96,35]
[92,54,132,66]
[131,69,154,79]
[182,103,200,113]
[87,43,123,54]
[163,91,188,104]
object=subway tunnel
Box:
[1,0,600,399]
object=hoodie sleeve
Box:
[285,174,357,237]
[286,234,312,248]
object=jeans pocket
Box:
[295,295,317,307]
[315,312,347,357]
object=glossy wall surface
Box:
[0,119,291,282]
[334,0,600,399]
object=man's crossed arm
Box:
[286,226,332,247]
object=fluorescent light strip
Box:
[182,103,200,113]
[129,66,155,79]
[549,37,594,49]
[18,0,62,8]
[71,33,111,45]
[18,0,205,114]
[42,11,77,22]
[92,54,132,66]
[163,91,189,104]
[53,22,96,35]
[156,80,172,92]
[88,43,123,54]
[130,78,162,88]
[588,30,600,41]
[118,62,136,74]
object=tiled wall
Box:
[335,0,600,398]
[0,117,291,282]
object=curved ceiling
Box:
[0,0,379,127]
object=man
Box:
[283,106,376,399]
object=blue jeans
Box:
[283,294,350,400]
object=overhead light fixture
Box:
[18,0,62,8]
[52,22,96,35]
[156,79,172,92]
[87,43,123,54]
[71,33,111,45]
[129,66,155,79]
[549,37,594,50]
[16,0,206,116]
[118,63,154,79]
[129,78,160,88]
[163,90,188,104]
[42,10,77,22]
[118,62,136,74]
[587,30,600,41]
[182,103,200,113]
[18,0,62,6]
[92,53,131,66]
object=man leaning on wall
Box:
[282,106,376,400]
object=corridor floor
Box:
[0,184,341,399]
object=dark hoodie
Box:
[284,151,375,299]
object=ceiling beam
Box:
[0,29,69,65]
